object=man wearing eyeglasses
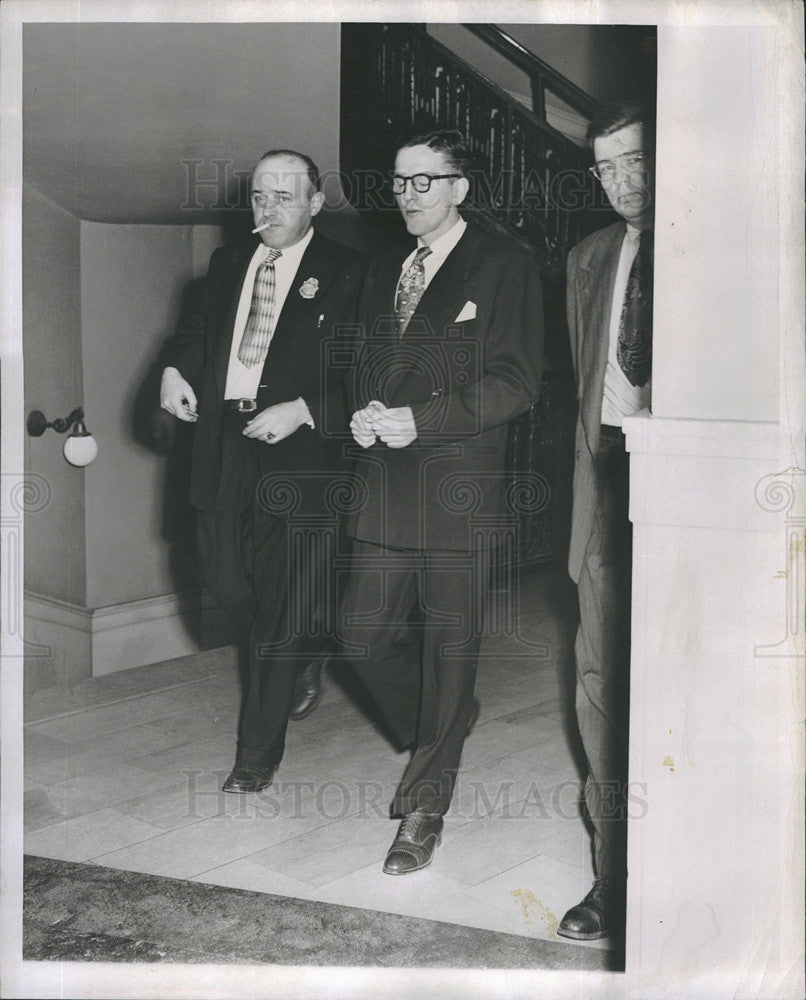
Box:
[160,150,365,794]
[341,130,544,875]
[557,101,655,942]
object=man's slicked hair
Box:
[586,100,655,154]
[255,149,321,192]
[398,130,472,177]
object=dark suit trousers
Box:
[340,539,484,816]
[574,426,631,881]
[196,413,333,769]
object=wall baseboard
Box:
[24,590,205,691]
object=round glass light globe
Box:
[63,434,98,467]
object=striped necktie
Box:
[616,229,653,387]
[395,246,432,337]
[238,248,283,368]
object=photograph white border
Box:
[2,1,803,998]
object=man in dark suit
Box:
[557,102,654,940]
[160,149,365,793]
[341,130,544,874]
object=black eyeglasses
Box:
[589,151,648,184]
[391,173,462,195]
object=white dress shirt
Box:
[601,224,652,427]
[396,216,467,298]
[224,227,315,400]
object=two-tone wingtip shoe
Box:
[383,808,444,875]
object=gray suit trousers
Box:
[574,427,631,880]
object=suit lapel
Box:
[367,223,481,341]
[358,224,481,405]
[380,225,481,403]
[579,223,624,446]
[356,247,408,403]
[405,223,481,337]
[270,230,338,345]
[369,248,407,330]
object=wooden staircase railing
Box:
[462,24,601,122]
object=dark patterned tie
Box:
[617,229,653,387]
[237,248,283,367]
[395,246,432,336]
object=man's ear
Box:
[451,176,470,207]
[310,191,325,217]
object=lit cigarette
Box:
[251,220,274,234]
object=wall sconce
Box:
[27,407,99,467]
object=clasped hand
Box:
[242,398,312,444]
[350,401,417,449]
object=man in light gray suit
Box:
[558,101,654,941]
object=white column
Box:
[623,413,803,998]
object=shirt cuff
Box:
[298,397,315,430]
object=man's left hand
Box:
[243,398,312,444]
[371,406,417,448]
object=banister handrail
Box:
[422,27,588,148]
[462,24,602,122]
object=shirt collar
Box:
[415,216,467,261]
[625,222,654,244]
[257,225,314,265]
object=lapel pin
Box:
[299,277,319,299]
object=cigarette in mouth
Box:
[251,220,274,234]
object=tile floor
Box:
[24,567,615,954]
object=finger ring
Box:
[265,432,275,440]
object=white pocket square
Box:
[454,301,477,323]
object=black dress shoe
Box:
[221,763,275,794]
[383,809,444,875]
[557,876,624,940]
[289,659,325,721]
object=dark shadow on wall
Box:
[128,206,264,647]
[129,262,253,723]
[130,275,205,624]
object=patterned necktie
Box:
[617,229,653,387]
[395,246,432,336]
[237,248,283,367]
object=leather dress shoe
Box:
[221,763,275,794]
[383,809,444,875]
[466,697,480,736]
[289,659,325,721]
[557,875,624,940]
